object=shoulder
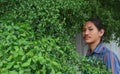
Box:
[102,46,111,55]
[102,46,119,62]
[102,46,120,73]
[103,46,117,56]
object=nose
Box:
[84,29,89,35]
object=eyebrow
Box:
[83,25,93,29]
[88,26,93,29]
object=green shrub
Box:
[0,0,115,74]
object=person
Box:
[82,17,120,74]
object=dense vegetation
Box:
[0,0,119,74]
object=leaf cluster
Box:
[0,0,117,74]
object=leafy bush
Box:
[0,0,116,74]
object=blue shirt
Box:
[86,43,120,74]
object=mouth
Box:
[84,36,91,40]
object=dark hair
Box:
[87,17,104,31]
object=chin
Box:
[86,42,92,44]
[85,41,92,44]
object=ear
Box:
[99,29,104,37]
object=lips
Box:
[84,36,91,40]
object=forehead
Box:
[83,21,95,28]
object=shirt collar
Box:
[86,42,104,56]
[94,42,103,53]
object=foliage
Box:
[0,0,118,74]
[99,0,120,44]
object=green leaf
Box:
[14,52,18,58]
[50,68,55,74]
[0,62,3,67]
[14,46,19,51]
[26,50,34,57]
[9,70,18,74]
[6,62,15,69]
[7,55,13,61]
[22,58,31,67]
[18,49,24,55]
[56,72,62,74]
[35,71,40,74]
[14,65,19,68]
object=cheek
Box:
[92,30,99,34]
[91,32,100,38]
[93,33,100,39]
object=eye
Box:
[89,28,93,31]
[82,29,86,32]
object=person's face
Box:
[82,21,104,44]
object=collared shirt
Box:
[86,43,120,74]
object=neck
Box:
[89,40,101,53]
